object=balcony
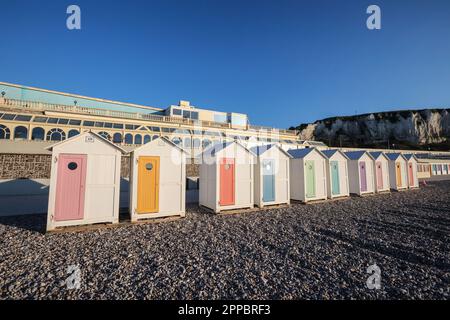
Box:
[0,97,298,136]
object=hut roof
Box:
[45,131,127,153]
[249,144,292,158]
[344,151,373,160]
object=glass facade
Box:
[214,113,227,123]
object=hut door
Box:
[305,160,316,198]
[262,159,275,202]
[54,154,87,221]
[220,158,235,206]
[330,161,340,195]
[359,162,367,192]
[396,163,402,187]
[408,163,414,187]
[376,162,383,189]
[137,156,160,213]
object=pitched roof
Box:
[202,141,254,158]
[403,153,418,161]
[287,147,325,159]
[369,151,383,159]
[249,144,292,158]
[386,153,405,161]
[344,150,372,160]
[45,131,127,153]
[130,136,186,154]
[321,149,349,159]
[368,151,390,160]
[203,141,233,157]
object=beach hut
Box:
[322,149,350,199]
[129,137,186,221]
[344,151,376,196]
[199,141,255,213]
[46,131,125,231]
[249,144,291,208]
[369,152,391,193]
[386,153,408,191]
[288,148,327,203]
[404,154,419,189]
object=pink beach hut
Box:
[46,131,126,231]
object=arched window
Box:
[68,129,79,138]
[144,135,151,144]
[0,125,10,139]
[113,133,122,143]
[31,127,45,141]
[184,137,191,148]
[202,139,212,148]
[98,131,111,141]
[46,128,66,141]
[14,126,28,140]
[193,138,201,149]
[134,134,142,145]
[124,133,133,144]
[152,135,159,141]
[172,137,182,145]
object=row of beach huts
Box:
[45,131,421,231]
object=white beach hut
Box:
[369,151,391,193]
[199,141,255,213]
[129,137,186,221]
[386,153,408,191]
[46,131,125,231]
[344,151,376,196]
[404,154,419,189]
[322,149,350,199]
[288,148,327,203]
[249,144,291,208]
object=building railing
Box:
[0,97,298,136]
[248,124,297,135]
[0,97,192,123]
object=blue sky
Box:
[1,0,450,128]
